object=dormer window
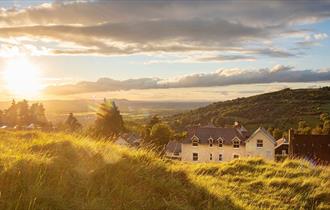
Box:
[218,138,223,147]
[192,140,198,146]
[209,137,213,147]
[257,139,263,148]
[233,138,240,148]
[192,136,199,146]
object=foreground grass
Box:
[0,131,329,210]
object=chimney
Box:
[234,121,241,129]
[288,128,294,142]
[288,128,294,155]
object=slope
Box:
[169,87,330,131]
[0,131,329,209]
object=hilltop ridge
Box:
[169,87,330,131]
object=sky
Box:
[0,0,329,101]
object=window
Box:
[209,153,213,160]
[218,139,223,147]
[257,139,263,148]
[209,138,213,147]
[282,150,287,155]
[219,154,223,161]
[233,139,240,148]
[192,136,199,146]
[173,152,180,156]
[193,153,198,161]
[233,154,240,159]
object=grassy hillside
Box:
[0,131,329,209]
[169,87,330,131]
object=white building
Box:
[176,123,275,162]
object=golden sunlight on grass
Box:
[0,130,329,209]
[3,57,42,98]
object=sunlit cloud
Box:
[44,65,330,95]
[0,1,328,58]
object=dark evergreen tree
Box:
[36,103,48,125]
[4,100,18,126]
[94,99,124,138]
[17,100,30,126]
[29,103,39,124]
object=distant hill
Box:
[169,87,330,131]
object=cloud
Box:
[194,55,256,62]
[45,65,330,95]
[270,65,293,73]
[297,32,328,47]
[0,19,273,56]
[0,1,328,57]
[1,1,329,27]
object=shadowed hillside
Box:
[169,87,330,131]
[0,131,329,209]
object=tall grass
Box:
[0,130,328,210]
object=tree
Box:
[320,113,329,123]
[322,120,330,135]
[17,100,30,126]
[29,103,40,124]
[4,100,18,126]
[272,128,282,140]
[35,103,48,125]
[142,115,161,140]
[297,121,312,134]
[0,110,3,126]
[94,99,124,138]
[148,123,172,147]
[267,127,274,134]
[311,126,323,135]
[148,115,160,127]
[298,121,307,130]
[64,113,82,132]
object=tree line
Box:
[267,112,330,139]
[0,100,49,128]
[297,113,330,135]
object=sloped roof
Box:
[166,140,182,153]
[275,137,289,149]
[276,137,288,145]
[182,126,248,145]
[120,133,141,146]
[246,127,276,144]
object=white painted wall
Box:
[245,131,275,160]
[181,143,246,162]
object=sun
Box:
[3,57,42,98]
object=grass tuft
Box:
[0,130,329,210]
